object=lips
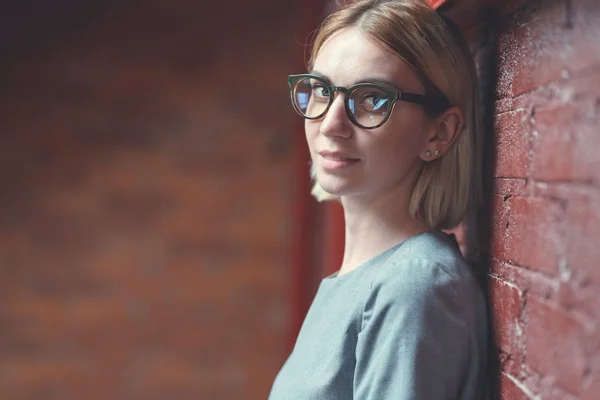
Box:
[318,151,360,162]
[318,151,360,170]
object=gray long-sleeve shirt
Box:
[268,230,488,400]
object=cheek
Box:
[370,141,414,170]
[372,124,425,161]
[304,120,319,152]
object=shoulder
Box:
[372,230,471,288]
[363,230,481,322]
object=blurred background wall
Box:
[0,1,313,398]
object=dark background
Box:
[0,1,305,398]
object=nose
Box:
[318,92,353,139]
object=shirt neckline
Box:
[322,229,443,283]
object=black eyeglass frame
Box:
[287,73,450,129]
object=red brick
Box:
[532,105,577,181]
[539,385,581,400]
[495,0,531,15]
[532,103,599,182]
[496,30,517,101]
[490,259,556,302]
[531,180,598,203]
[494,178,528,197]
[494,110,531,178]
[511,68,600,112]
[511,0,569,95]
[510,84,555,112]
[581,356,600,400]
[488,2,600,398]
[489,276,523,356]
[501,196,563,275]
[489,194,509,261]
[557,280,600,319]
[565,194,600,285]
[499,372,536,400]
[567,0,600,74]
[567,69,600,101]
[495,98,513,114]
[494,178,527,197]
[525,296,588,395]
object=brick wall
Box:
[0,1,302,398]
[487,0,600,398]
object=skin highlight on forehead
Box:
[312,27,425,96]
[309,70,406,93]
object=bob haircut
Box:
[307,0,481,231]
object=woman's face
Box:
[307,27,434,200]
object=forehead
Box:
[313,27,422,91]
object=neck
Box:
[337,183,429,276]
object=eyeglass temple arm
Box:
[399,92,429,105]
[400,92,450,109]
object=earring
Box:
[434,149,440,156]
[425,150,432,157]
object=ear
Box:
[419,106,464,162]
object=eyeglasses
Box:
[287,73,449,129]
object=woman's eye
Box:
[361,94,388,111]
[312,84,330,98]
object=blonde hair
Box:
[308,0,481,230]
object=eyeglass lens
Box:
[292,76,392,128]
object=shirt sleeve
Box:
[353,258,470,400]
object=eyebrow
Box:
[310,70,405,92]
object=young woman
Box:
[269,0,488,398]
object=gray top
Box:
[268,230,488,400]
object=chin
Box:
[316,178,358,198]
[313,167,365,198]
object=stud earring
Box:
[434,149,440,156]
[425,150,432,157]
